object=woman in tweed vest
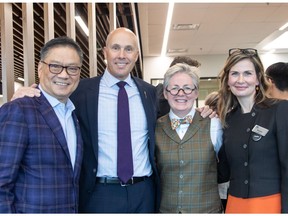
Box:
[155,63,223,213]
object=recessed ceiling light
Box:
[173,24,200,31]
[17,77,25,82]
[167,48,188,53]
[161,2,174,57]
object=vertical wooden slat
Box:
[109,3,116,31]
[44,3,54,42]
[0,3,14,102]
[66,3,75,40]
[88,3,97,77]
[22,3,35,86]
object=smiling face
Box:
[103,28,139,80]
[228,59,259,103]
[38,46,81,103]
[164,72,198,118]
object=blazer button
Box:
[244,180,248,184]
[243,144,247,149]
[244,162,248,166]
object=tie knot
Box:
[171,115,193,130]
[117,81,127,89]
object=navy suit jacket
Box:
[0,93,83,213]
[70,75,160,212]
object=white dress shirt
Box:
[39,85,77,169]
[97,70,152,177]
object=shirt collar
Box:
[169,108,196,120]
[103,68,133,88]
[38,84,75,112]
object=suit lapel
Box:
[85,76,101,160]
[132,77,157,159]
[159,112,203,144]
[160,115,182,144]
[35,94,71,162]
[72,111,83,177]
[181,112,203,143]
[133,78,153,119]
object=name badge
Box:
[252,125,269,137]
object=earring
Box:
[255,85,259,91]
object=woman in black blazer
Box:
[217,48,288,213]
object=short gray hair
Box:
[163,63,200,90]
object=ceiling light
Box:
[263,31,288,50]
[167,48,188,53]
[17,77,25,82]
[279,22,288,31]
[161,2,174,57]
[173,24,200,31]
[75,16,89,36]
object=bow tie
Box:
[171,115,193,130]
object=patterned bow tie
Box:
[171,115,193,130]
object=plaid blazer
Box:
[155,112,222,213]
[0,93,83,213]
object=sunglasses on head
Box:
[228,48,258,57]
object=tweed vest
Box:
[155,112,222,213]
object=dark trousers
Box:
[83,176,155,213]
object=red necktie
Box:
[117,81,134,183]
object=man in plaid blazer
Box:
[0,37,83,213]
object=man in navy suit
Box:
[11,28,160,213]
[71,27,160,213]
[0,36,83,213]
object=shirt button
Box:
[244,162,248,166]
[244,180,248,184]
[243,144,247,149]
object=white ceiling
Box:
[138,2,288,57]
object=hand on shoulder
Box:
[196,105,218,118]
[11,83,41,101]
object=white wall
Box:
[143,53,288,83]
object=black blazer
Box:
[70,75,160,212]
[218,99,288,213]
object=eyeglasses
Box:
[166,86,196,96]
[41,61,81,76]
[228,48,258,57]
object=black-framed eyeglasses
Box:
[228,48,258,57]
[166,86,197,96]
[41,61,81,76]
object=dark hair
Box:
[169,56,201,68]
[265,62,288,91]
[40,36,83,63]
[204,91,219,113]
